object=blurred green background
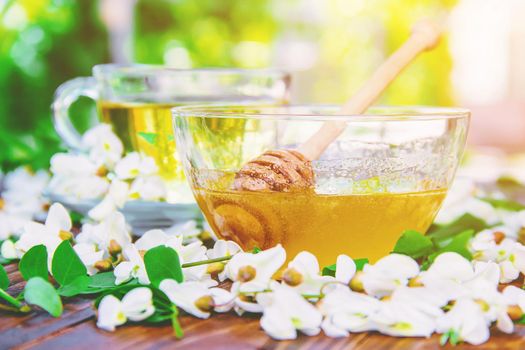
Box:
[0,0,457,172]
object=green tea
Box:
[98,101,182,180]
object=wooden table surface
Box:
[2,262,525,350]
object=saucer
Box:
[43,191,203,235]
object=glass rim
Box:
[172,104,471,122]
[92,64,289,78]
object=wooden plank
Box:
[3,259,525,349]
[13,313,368,350]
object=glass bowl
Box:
[173,105,470,265]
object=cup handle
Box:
[52,77,98,150]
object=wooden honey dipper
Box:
[234,20,442,192]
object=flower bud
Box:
[206,262,224,274]
[507,305,523,321]
[94,259,113,272]
[59,230,73,241]
[96,166,108,177]
[238,265,256,282]
[20,305,31,313]
[199,231,213,242]
[518,228,525,245]
[108,239,122,256]
[349,271,364,292]
[282,268,303,286]
[408,276,423,287]
[194,295,214,312]
[238,294,254,303]
[493,231,505,244]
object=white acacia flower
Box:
[359,254,419,298]
[159,280,232,318]
[48,152,108,200]
[47,175,109,200]
[318,286,380,334]
[257,284,322,340]
[1,239,17,260]
[230,281,266,315]
[206,240,242,281]
[128,175,166,201]
[369,286,446,338]
[76,211,131,253]
[390,286,448,316]
[281,251,335,297]
[114,152,157,180]
[74,242,104,275]
[50,152,100,176]
[88,179,129,221]
[113,244,149,285]
[225,244,286,293]
[502,285,525,312]
[4,167,49,198]
[335,254,357,285]
[15,203,72,260]
[207,240,242,260]
[134,229,212,285]
[470,230,525,283]
[439,198,498,225]
[372,300,437,337]
[81,124,123,167]
[0,213,30,240]
[165,220,202,242]
[96,287,154,331]
[1,168,49,222]
[436,298,490,345]
[419,252,475,301]
[501,211,525,237]
[134,229,183,252]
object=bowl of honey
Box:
[173,105,470,266]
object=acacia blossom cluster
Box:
[4,131,525,346]
[47,124,168,219]
[0,167,49,244]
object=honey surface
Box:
[195,185,446,266]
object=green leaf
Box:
[517,314,525,325]
[57,275,90,297]
[428,214,489,242]
[392,230,434,259]
[479,197,525,212]
[69,211,84,225]
[144,246,183,287]
[52,240,87,286]
[321,258,369,277]
[429,230,474,263]
[251,247,262,254]
[88,272,116,287]
[0,265,9,290]
[24,277,63,317]
[19,245,48,281]
[138,132,158,145]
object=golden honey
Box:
[195,180,446,266]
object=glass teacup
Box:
[52,65,290,202]
[173,105,470,265]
